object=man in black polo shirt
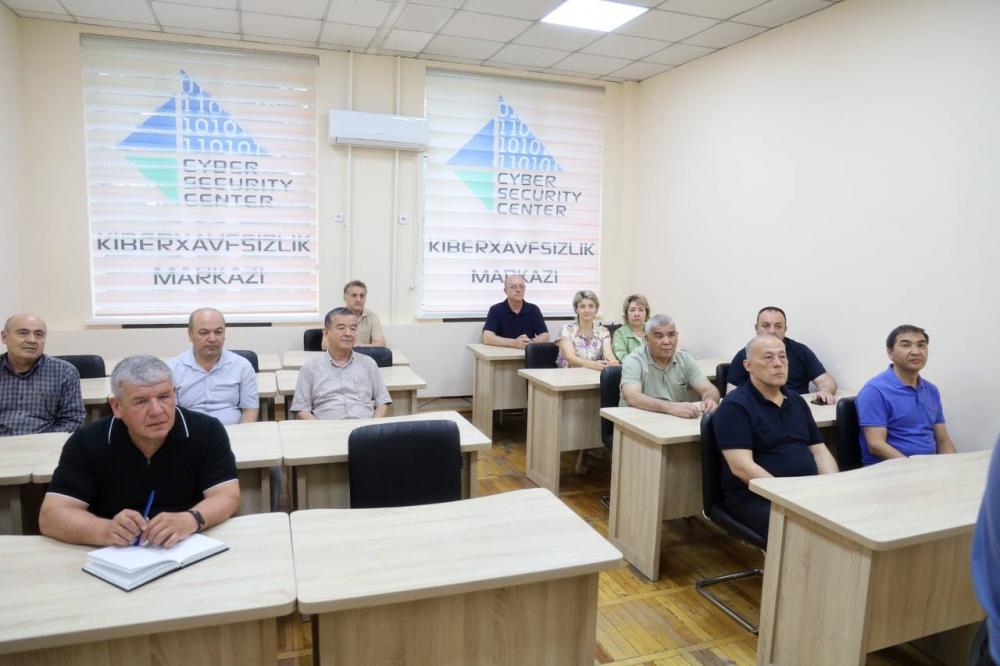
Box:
[725,306,838,403]
[482,274,549,349]
[40,356,239,548]
[713,335,838,540]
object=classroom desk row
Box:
[0,489,623,665]
[0,411,488,535]
[103,349,410,374]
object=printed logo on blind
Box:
[119,71,292,208]
[447,96,581,216]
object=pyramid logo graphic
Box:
[447,96,562,211]
[119,71,267,201]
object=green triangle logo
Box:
[454,169,494,211]
[126,155,179,201]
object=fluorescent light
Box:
[541,0,648,33]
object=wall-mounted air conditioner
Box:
[328,110,428,151]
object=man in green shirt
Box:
[619,315,720,418]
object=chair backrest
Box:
[229,349,259,373]
[524,342,559,369]
[353,346,393,368]
[603,322,622,338]
[348,419,462,509]
[835,396,863,471]
[700,413,725,515]
[303,328,323,351]
[55,354,106,379]
[599,366,623,449]
[715,362,730,398]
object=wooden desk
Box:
[255,371,277,421]
[279,411,489,509]
[291,488,622,666]
[601,391,851,580]
[256,353,281,372]
[281,349,409,369]
[276,366,427,418]
[753,451,988,665]
[466,343,527,438]
[0,433,68,534]
[0,513,296,665]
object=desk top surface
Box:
[81,373,276,403]
[0,433,69,485]
[0,513,296,655]
[107,354,283,374]
[466,343,526,361]
[279,410,490,465]
[750,450,990,551]
[517,357,726,391]
[281,349,409,369]
[276,366,427,394]
[291,488,622,614]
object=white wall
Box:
[634,0,999,450]
[0,6,24,317]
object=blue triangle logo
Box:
[447,118,495,168]
[496,96,562,172]
[120,95,178,150]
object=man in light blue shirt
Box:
[168,308,258,425]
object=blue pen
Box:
[134,490,155,547]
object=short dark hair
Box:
[756,306,786,324]
[343,280,367,294]
[324,307,355,328]
[886,324,928,349]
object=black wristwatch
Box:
[187,509,206,533]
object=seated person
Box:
[39,356,239,547]
[321,280,387,351]
[856,324,956,465]
[556,290,618,370]
[972,437,1000,665]
[713,335,838,539]
[725,306,837,403]
[168,308,258,425]
[292,307,391,420]
[620,314,719,417]
[612,294,650,362]
[482,274,549,349]
[1,312,85,436]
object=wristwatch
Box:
[187,509,206,533]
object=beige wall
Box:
[0,6,24,317]
[633,0,999,450]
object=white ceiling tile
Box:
[326,0,391,27]
[14,9,76,20]
[166,26,243,39]
[241,0,328,20]
[423,34,503,59]
[610,60,672,80]
[551,52,633,76]
[616,9,716,41]
[424,54,484,65]
[659,0,765,20]
[320,21,376,48]
[75,17,162,30]
[411,0,463,7]
[395,3,453,32]
[643,41,714,64]
[154,0,237,9]
[152,2,238,32]
[602,75,628,82]
[622,0,664,6]
[380,28,434,52]
[441,11,531,42]
[242,34,317,47]
[242,12,322,41]
[487,43,569,68]
[733,0,832,27]
[513,22,602,51]
[684,20,765,47]
[461,0,562,21]
[542,68,598,80]
[2,0,65,12]
[62,0,157,23]
[582,33,670,60]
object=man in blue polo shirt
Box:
[972,437,1000,664]
[856,324,956,465]
[482,274,549,349]
[713,335,838,540]
[725,306,838,403]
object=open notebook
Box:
[83,533,229,591]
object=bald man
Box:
[167,308,258,425]
[1,313,85,436]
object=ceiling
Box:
[1,0,842,82]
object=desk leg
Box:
[462,452,479,498]
[298,464,350,509]
[525,385,561,494]
[0,485,23,535]
[236,469,270,515]
[472,356,494,438]
[388,390,417,416]
[315,573,599,666]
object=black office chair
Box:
[524,342,559,369]
[353,346,393,368]
[695,412,765,634]
[714,362,730,398]
[970,620,993,666]
[303,328,323,351]
[603,322,622,338]
[348,420,462,508]
[55,354,106,379]
[229,349,259,373]
[599,366,623,451]
[835,396,863,471]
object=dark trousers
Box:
[724,492,772,542]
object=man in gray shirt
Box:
[291,307,391,420]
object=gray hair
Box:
[745,334,785,358]
[324,306,355,327]
[110,355,172,399]
[644,314,675,335]
[187,307,225,330]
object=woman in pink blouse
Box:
[556,290,619,370]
